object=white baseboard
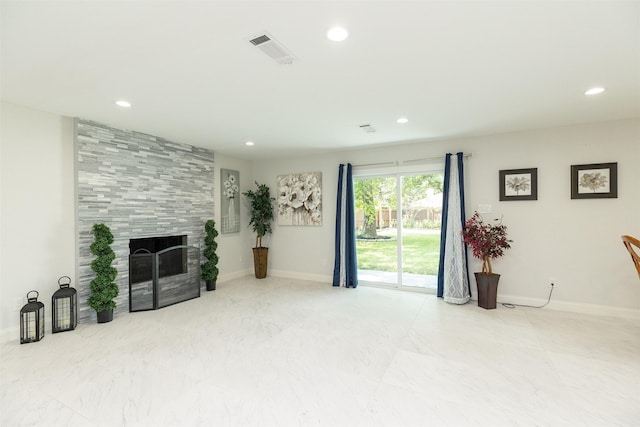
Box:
[217,269,253,283]
[0,323,58,345]
[265,270,640,319]
[3,272,635,345]
[0,326,19,344]
[269,269,333,284]
[496,293,640,320]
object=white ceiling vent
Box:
[249,32,295,65]
[360,124,376,133]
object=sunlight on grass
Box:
[356,230,440,275]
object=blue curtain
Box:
[332,163,358,288]
[437,153,470,303]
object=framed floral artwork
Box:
[221,169,240,233]
[276,172,322,226]
[499,168,538,201]
[571,162,617,199]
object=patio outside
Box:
[355,174,443,290]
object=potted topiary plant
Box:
[201,219,219,291]
[461,211,511,309]
[88,223,119,323]
[243,181,275,279]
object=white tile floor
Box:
[1,276,639,426]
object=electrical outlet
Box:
[477,204,492,214]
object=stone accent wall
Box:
[75,119,215,322]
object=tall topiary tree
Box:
[201,219,219,291]
[243,182,275,248]
[243,182,275,278]
[88,223,118,321]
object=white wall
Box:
[1,102,75,342]
[1,101,637,345]
[0,104,256,341]
[253,156,340,282]
[254,119,640,315]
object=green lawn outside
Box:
[356,230,441,275]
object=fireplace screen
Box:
[129,239,200,311]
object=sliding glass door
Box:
[355,176,398,285]
[354,172,443,291]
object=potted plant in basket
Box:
[243,181,275,279]
[88,223,119,323]
[461,212,511,309]
[201,219,219,291]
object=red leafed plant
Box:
[461,211,511,275]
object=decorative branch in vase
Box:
[461,211,512,309]
[461,211,511,274]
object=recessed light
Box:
[397,117,409,124]
[245,141,255,146]
[327,27,348,42]
[115,100,131,108]
[585,87,605,95]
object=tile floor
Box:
[1,276,639,426]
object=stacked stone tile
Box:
[75,119,215,322]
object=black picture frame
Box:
[571,162,618,199]
[499,168,538,201]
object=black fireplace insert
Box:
[128,235,200,312]
[129,235,187,284]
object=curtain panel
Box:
[332,163,358,288]
[437,153,470,303]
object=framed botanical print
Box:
[571,162,617,199]
[499,168,538,201]
[221,169,240,233]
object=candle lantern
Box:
[52,276,77,333]
[20,291,45,344]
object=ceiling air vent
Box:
[250,35,271,46]
[249,32,295,65]
[360,124,376,133]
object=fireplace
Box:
[129,235,200,311]
[130,235,188,283]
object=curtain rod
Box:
[352,153,472,168]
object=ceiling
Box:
[2,1,639,160]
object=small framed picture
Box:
[499,168,538,201]
[571,162,617,199]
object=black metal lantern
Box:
[20,291,45,344]
[52,276,77,333]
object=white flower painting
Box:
[277,172,322,226]
[221,169,240,233]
